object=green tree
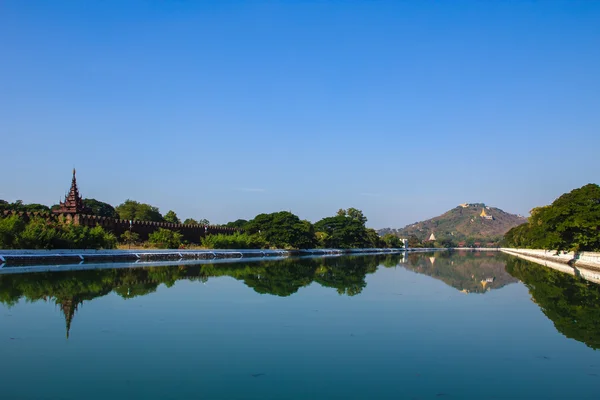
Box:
[315,231,330,248]
[164,210,181,224]
[314,213,368,248]
[148,228,183,249]
[184,218,210,225]
[115,200,163,222]
[383,234,402,248]
[22,203,51,212]
[1,200,50,213]
[82,198,118,218]
[336,208,368,225]
[503,184,600,251]
[366,228,384,248]
[245,211,316,249]
[347,207,368,225]
[225,219,248,228]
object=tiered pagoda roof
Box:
[53,169,91,214]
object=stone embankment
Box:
[0,248,406,273]
[501,248,600,285]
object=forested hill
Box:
[381,203,527,243]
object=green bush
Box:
[0,215,26,248]
[120,231,140,246]
[201,232,267,249]
[148,228,183,249]
[18,217,62,249]
[61,224,117,249]
[0,216,117,250]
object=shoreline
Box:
[501,248,600,285]
[0,247,501,274]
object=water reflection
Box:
[2,252,600,350]
[401,250,518,293]
[0,255,384,338]
[506,257,600,350]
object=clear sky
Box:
[1,1,599,228]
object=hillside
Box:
[381,203,527,243]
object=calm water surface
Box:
[1,252,599,399]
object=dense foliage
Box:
[314,208,371,248]
[82,198,118,218]
[115,199,164,222]
[503,184,600,251]
[0,215,116,249]
[163,210,181,224]
[0,200,50,213]
[201,232,267,249]
[183,218,210,225]
[245,211,316,249]
[148,228,183,249]
[225,219,248,228]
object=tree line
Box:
[1,196,403,249]
[503,184,600,252]
[0,255,395,307]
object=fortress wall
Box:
[1,211,237,243]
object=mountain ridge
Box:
[380,203,527,244]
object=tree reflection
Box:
[0,255,390,337]
[7,253,595,348]
[314,256,380,296]
[506,257,600,350]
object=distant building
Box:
[480,208,494,220]
[427,232,436,241]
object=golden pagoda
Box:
[480,208,493,220]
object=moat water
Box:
[1,252,599,399]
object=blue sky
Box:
[1,1,599,228]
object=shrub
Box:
[18,217,62,249]
[201,232,267,249]
[0,215,26,249]
[148,228,183,249]
[0,216,117,250]
[120,231,140,246]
